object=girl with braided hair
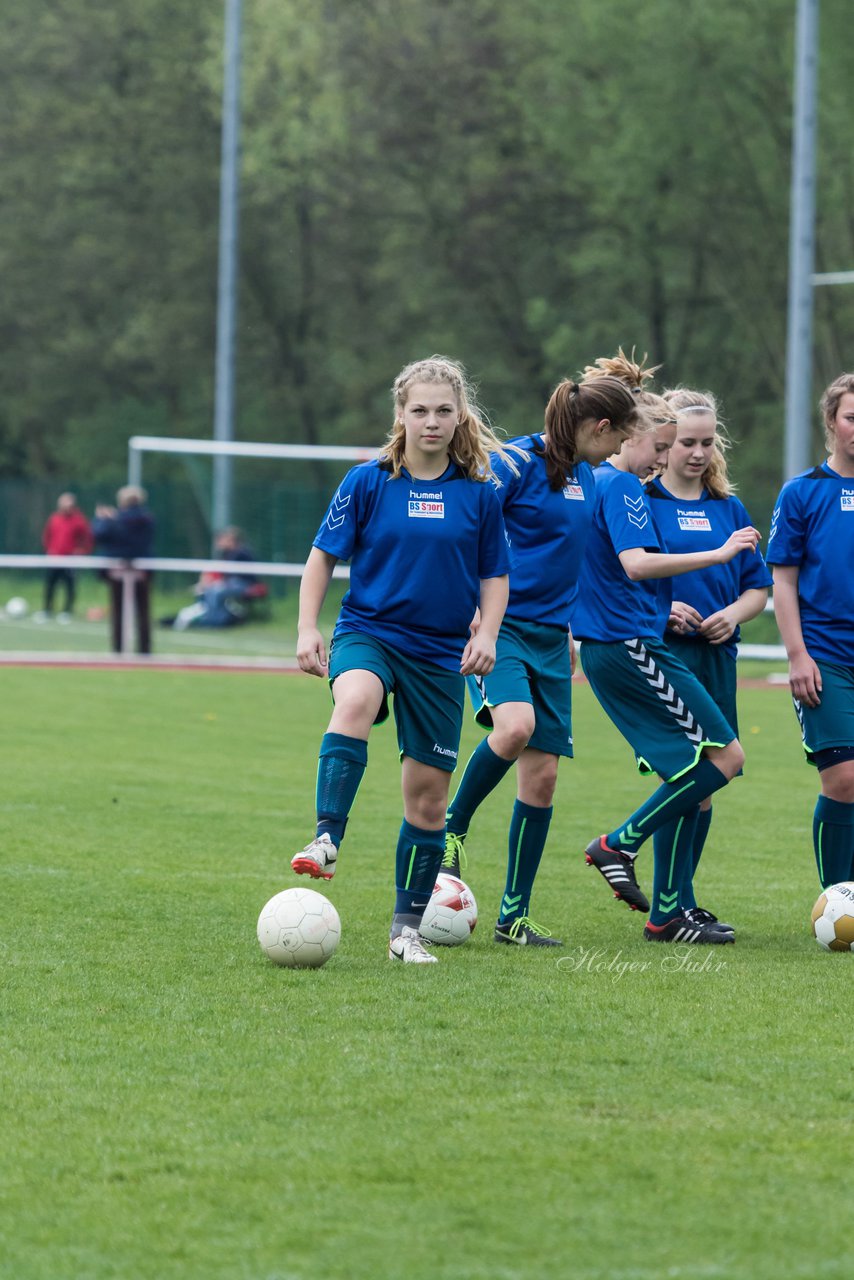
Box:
[292,356,513,963]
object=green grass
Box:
[1,668,847,1280]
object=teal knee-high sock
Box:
[446,738,514,836]
[607,759,729,856]
[682,805,714,908]
[650,808,700,924]
[653,807,700,914]
[315,733,368,846]
[813,796,854,889]
[392,820,446,935]
[499,801,553,923]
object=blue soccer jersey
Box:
[489,435,596,628]
[766,462,854,665]
[313,459,512,671]
[646,478,772,659]
[573,462,671,642]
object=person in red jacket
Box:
[38,492,94,620]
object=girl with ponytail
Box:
[442,371,640,946]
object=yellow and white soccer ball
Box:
[257,887,341,968]
[811,881,854,952]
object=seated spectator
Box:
[173,527,262,629]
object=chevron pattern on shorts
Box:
[624,639,705,746]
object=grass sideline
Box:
[2,668,847,1280]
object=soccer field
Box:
[1,667,849,1280]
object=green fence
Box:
[0,469,349,567]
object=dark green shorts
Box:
[580,636,736,781]
[329,631,465,772]
[467,616,573,758]
[664,636,739,738]
[795,660,854,767]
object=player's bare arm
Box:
[297,547,338,676]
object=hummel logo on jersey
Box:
[623,493,648,529]
[326,490,351,529]
[841,489,854,511]
[433,742,458,759]
[563,482,585,501]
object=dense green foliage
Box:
[2,0,854,526]
[1,668,849,1278]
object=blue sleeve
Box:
[478,483,513,579]
[766,482,803,566]
[490,450,524,510]
[600,472,661,554]
[732,498,773,590]
[312,465,368,562]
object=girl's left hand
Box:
[697,608,736,644]
[460,633,496,676]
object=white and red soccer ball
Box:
[811,881,854,952]
[419,873,478,946]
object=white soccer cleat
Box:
[291,833,338,881]
[388,925,438,964]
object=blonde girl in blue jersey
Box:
[292,356,512,963]
[647,388,772,930]
[441,374,641,947]
[574,354,760,943]
[768,373,854,889]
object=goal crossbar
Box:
[127,435,380,487]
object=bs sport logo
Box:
[676,508,712,532]
[842,488,854,512]
[408,490,445,519]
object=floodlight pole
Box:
[212,0,243,538]
[783,0,819,480]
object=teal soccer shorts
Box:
[328,631,465,772]
[580,635,736,781]
[794,660,854,768]
[467,616,573,758]
[664,635,739,737]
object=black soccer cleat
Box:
[584,836,650,913]
[643,914,735,944]
[494,916,563,947]
[685,906,734,934]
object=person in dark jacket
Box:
[92,485,156,653]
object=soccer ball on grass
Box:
[257,887,341,968]
[811,881,854,952]
[5,597,29,619]
[419,872,478,946]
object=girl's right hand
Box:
[717,526,761,562]
[297,627,328,677]
[789,651,822,708]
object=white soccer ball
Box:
[419,872,478,946]
[257,887,341,968]
[5,596,29,618]
[811,881,854,952]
